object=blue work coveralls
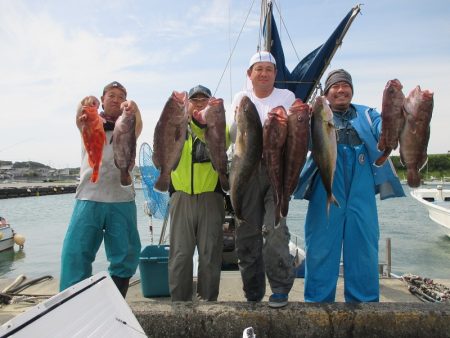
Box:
[294,104,405,302]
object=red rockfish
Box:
[80,105,106,183]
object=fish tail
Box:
[154,172,170,192]
[280,195,289,218]
[377,138,385,152]
[407,169,421,188]
[120,169,132,186]
[331,194,340,208]
[219,174,230,192]
[90,171,99,183]
[326,193,340,217]
[274,215,281,227]
[90,165,100,183]
[231,198,247,223]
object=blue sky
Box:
[1,0,449,168]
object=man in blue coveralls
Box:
[295,69,405,302]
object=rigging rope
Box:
[270,0,301,63]
[213,0,257,97]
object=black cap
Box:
[188,85,211,99]
[324,69,353,94]
[103,81,127,97]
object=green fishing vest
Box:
[170,121,230,194]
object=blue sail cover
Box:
[265,6,358,102]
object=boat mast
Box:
[263,0,272,52]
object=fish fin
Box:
[90,171,99,183]
[128,160,136,173]
[88,157,94,169]
[280,195,289,218]
[219,174,230,192]
[406,114,417,134]
[89,162,101,183]
[326,194,340,217]
[331,194,340,208]
[120,170,132,186]
[377,138,385,152]
[418,156,428,172]
[274,208,281,227]
[407,169,421,188]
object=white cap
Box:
[248,51,276,68]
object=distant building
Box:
[57,168,70,176]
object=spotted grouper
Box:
[201,97,229,191]
[281,99,310,217]
[229,96,262,222]
[375,79,405,166]
[311,96,339,215]
[152,91,189,192]
[263,106,288,226]
[399,86,434,188]
[113,109,136,186]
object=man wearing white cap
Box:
[229,51,296,308]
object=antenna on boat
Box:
[305,4,362,103]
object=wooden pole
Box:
[386,238,392,278]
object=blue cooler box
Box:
[139,245,170,297]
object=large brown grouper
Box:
[201,97,229,191]
[375,79,405,166]
[229,96,263,222]
[281,99,310,217]
[113,109,136,186]
[263,106,288,226]
[152,91,189,192]
[399,86,434,188]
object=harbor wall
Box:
[0,184,77,199]
[131,302,450,338]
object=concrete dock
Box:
[1,272,450,337]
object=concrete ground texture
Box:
[1,272,450,337]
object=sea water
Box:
[1,184,450,280]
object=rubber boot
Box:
[111,275,130,298]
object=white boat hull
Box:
[0,225,14,252]
[410,187,450,232]
[0,272,145,337]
